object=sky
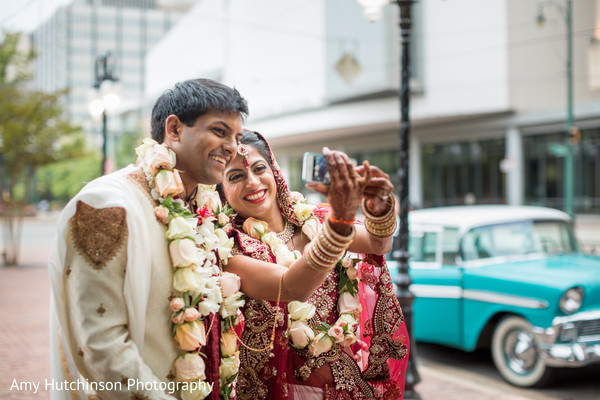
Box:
[0,0,71,34]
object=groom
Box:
[48,79,248,399]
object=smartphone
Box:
[302,152,330,184]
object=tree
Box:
[0,31,84,266]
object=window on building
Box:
[421,138,505,208]
[524,128,600,213]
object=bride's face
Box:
[222,145,278,221]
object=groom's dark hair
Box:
[150,78,249,143]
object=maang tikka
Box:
[238,144,249,168]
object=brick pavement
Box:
[0,260,533,400]
[5,211,599,399]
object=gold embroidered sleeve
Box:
[64,201,175,399]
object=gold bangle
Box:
[362,196,397,238]
[361,196,395,221]
[324,218,355,245]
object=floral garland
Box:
[135,138,244,400]
[239,192,363,357]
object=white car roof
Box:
[409,205,571,232]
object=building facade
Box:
[143,0,600,214]
[29,0,192,144]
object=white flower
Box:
[169,238,201,268]
[167,217,198,240]
[135,137,158,160]
[219,353,240,382]
[288,320,314,348]
[339,313,358,326]
[288,301,316,321]
[195,188,222,214]
[273,244,297,267]
[293,203,316,222]
[173,267,201,293]
[301,217,321,240]
[214,228,234,262]
[220,292,245,319]
[261,232,282,248]
[180,379,212,400]
[195,278,223,316]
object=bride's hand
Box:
[306,147,371,222]
[355,163,394,216]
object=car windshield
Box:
[461,220,577,261]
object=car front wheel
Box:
[491,316,553,387]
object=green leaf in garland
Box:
[191,293,203,307]
[172,322,180,337]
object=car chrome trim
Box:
[410,284,462,298]
[409,285,549,309]
[533,312,600,368]
[463,289,549,309]
[551,310,600,325]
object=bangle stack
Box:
[362,196,397,238]
[305,218,355,272]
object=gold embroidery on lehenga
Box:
[236,298,285,400]
[70,201,127,271]
[362,265,408,380]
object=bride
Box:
[219,130,408,399]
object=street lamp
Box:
[88,52,120,176]
[536,0,575,217]
[357,1,421,399]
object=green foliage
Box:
[115,130,144,169]
[0,31,35,84]
[0,31,84,205]
[36,153,101,204]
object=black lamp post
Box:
[89,52,119,176]
[358,1,421,398]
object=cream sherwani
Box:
[49,165,180,399]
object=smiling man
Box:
[49,79,248,400]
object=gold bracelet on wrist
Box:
[305,219,354,272]
[362,196,397,238]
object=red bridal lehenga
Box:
[227,131,410,400]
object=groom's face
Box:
[170,111,243,187]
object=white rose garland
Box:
[238,192,362,357]
[136,138,243,400]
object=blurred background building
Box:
[27,0,194,154]
[16,0,600,213]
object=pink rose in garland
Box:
[338,291,362,317]
[155,169,184,198]
[145,143,176,174]
[169,238,202,268]
[174,353,206,382]
[220,272,241,298]
[242,217,268,239]
[175,320,207,351]
[309,333,333,357]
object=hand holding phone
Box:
[302,152,357,185]
[302,152,330,184]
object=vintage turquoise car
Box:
[388,205,600,387]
